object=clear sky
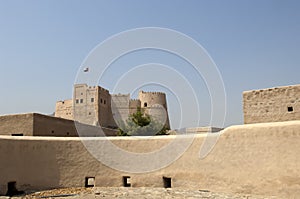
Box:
[1,0,300,128]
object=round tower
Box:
[138,91,170,129]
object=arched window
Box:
[144,102,147,107]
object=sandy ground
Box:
[0,187,279,199]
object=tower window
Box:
[91,98,94,102]
[100,98,103,103]
[144,102,147,107]
[288,106,294,112]
[76,99,79,104]
[80,99,83,103]
[104,100,106,104]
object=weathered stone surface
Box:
[243,84,300,124]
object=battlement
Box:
[97,86,110,93]
[243,84,300,95]
[139,91,166,95]
[56,99,72,104]
[112,93,130,97]
[129,99,140,102]
[75,84,110,93]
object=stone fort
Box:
[0,84,300,198]
[55,84,170,130]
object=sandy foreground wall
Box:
[0,121,300,197]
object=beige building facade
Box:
[243,84,300,124]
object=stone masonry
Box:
[243,84,300,124]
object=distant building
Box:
[243,84,300,124]
[55,84,170,129]
[185,127,223,134]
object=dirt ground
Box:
[0,187,279,199]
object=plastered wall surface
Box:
[0,121,299,198]
[0,113,117,137]
[0,113,33,136]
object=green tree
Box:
[117,107,169,136]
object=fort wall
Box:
[110,94,131,128]
[129,99,141,115]
[0,121,299,198]
[0,113,33,136]
[243,84,300,124]
[0,113,117,137]
[97,86,116,128]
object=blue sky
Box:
[1,0,300,128]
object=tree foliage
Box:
[117,107,169,136]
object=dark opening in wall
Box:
[76,99,79,104]
[11,134,23,136]
[51,130,54,134]
[91,98,94,102]
[163,177,171,188]
[288,106,294,112]
[144,102,147,107]
[123,176,131,187]
[80,99,84,103]
[6,181,24,196]
[85,177,95,187]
